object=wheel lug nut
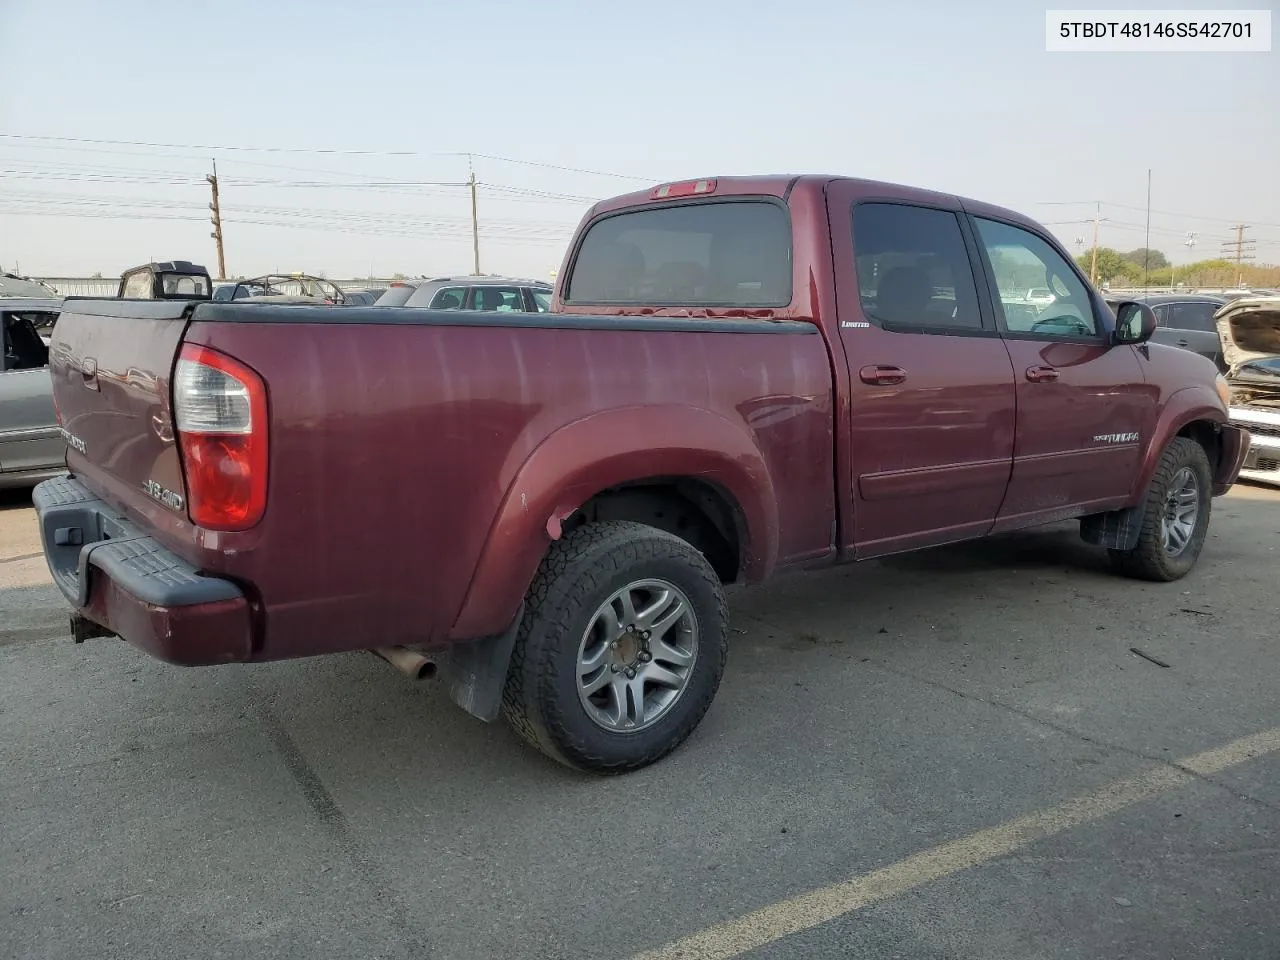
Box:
[625,667,635,679]
[627,625,636,633]
[641,630,651,640]
[639,652,651,663]
[611,665,619,673]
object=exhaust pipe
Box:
[371,646,437,680]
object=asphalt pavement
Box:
[1,484,1277,960]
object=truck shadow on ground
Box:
[0,487,35,511]
[3,490,1275,794]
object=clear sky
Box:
[1,0,1276,280]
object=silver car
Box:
[1,297,65,489]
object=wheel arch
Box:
[1130,385,1227,503]
[448,405,778,640]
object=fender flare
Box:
[448,405,778,639]
[1129,384,1227,502]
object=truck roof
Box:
[589,174,1045,234]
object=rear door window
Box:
[565,199,791,307]
[1168,302,1220,332]
[427,287,467,310]
[852,202,984,332]
[468,287,525,312]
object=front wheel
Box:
[1108,437,1213,582]
[502,520,729,774]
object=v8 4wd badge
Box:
[142,479,185,512]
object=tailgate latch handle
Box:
[79,356,100,391]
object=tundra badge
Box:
[59,427,87,455]
[143,479,185,512]
[1094,432,1139,444]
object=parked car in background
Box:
[118,261,212,301]
[34,174,1248,774]
[1216,295,1280,487]
[373,275,553,312]
[220,274,347,304]
[1137,294,1227,370]
[1025,287,1056,307]
[0,273,58,299]
[340,288,386,306]
[1,298,63,489]
[371,280,423,307]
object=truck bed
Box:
[48,300,836,661]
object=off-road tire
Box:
[1108,437,1213,582]
[502,520,728,774]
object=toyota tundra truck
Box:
[33,175,1250,773]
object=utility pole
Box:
[468,156,480,276]
[1221,224,1255,288]
[1142,169,1152,289]
[1089,201,1104,284]
[207,160,226,280]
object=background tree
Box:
[1123,248,1170,270]
[1074,248,1141,285]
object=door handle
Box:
[859,364,907,386]
[1025,365,1060,382]
[1176,339,1190,347]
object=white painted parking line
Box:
[629,727,1280,960]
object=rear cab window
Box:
[565,199,792,307]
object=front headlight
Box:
[1215,373,1231,408]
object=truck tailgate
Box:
[49,299,195,522]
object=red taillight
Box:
[650,179,717,199]
[173,343,268,531]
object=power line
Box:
[1039,199,1280,231]
[0,134,655,181]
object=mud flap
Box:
[440,603,524,723]
[1079,504,1143,551]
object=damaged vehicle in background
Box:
[1218,296,1280,486]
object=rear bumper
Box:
[33,474,253,665]
[1213,423,1252,495]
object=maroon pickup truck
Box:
[35,175,1249,773]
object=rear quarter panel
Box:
[180,310,835,658]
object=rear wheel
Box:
[502,520,728,774]
[1108,437,1212,582]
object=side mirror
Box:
[1112,301,1157,345]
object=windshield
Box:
[565,199,791,307]
[0,274,56,298]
